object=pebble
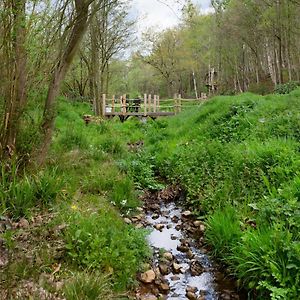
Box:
[152,214,159,220]
[177,245,189,253]
[186,291,197,300]
[193,220,202,227]
[154,224,164,231]
[135,223,144,229]
[186,286,198,293]
[18,218,29,228]
[199,224,206,232]
[159,264,169,275]
[172,263,183,273]
[159,282,170,292]
[124,218,132,224]
[187,249,194,259]
[182,210,192,218]
[170,275,180,281]
[140,295,157,300]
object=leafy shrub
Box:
[248,80,274,95]
[205,206,242,258]
[231,227,300,299]
[209,100,256,143]
[64,209,149,290]
[126,153,164,190]
[275,81,299,94]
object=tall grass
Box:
[125,89,300,299]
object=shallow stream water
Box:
[143,201,243,300]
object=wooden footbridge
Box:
[100,93,208,122]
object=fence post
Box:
[102,94,106,117]
[174,94,178,114]
[144,94,147,116]
[157,95,160,112]
[112,95,115,113]
[178,94,182,113]
[153,95,157,113]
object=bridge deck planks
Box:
[105,112,175,117]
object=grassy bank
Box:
[125,89,300,299]
[1,89,300,299]
[0,100,150,299]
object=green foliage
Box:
[64,271,112,300]
[231,227,300,299]
[0,162,63,218]
[80,163,139,212]
[275,81,299,95]
[248,79,274,95]
[125,154,165,190]
[128,90,300,298]
[64,208,150,290]
[58,126,89,151]
[205,206,242,258]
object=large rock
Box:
[163,252,173,261]
[140,270,156,283]
[159,264,169,275]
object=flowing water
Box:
[142,201,244,300]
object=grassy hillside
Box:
[1,89,299,299]
[126,89,300,299]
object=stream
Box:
[133,189,246,300]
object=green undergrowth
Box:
[0,98,151,298]
[2,89,300,298]
[124,89,300,299]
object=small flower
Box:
[71,204,78,210]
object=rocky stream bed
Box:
[126,187,246,300]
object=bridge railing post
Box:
[122,94,126,115]
[157,95,160,112]
[112,95,115,113]
[119,96,122,113]
[148,94,152,113]
[154,95,157,113]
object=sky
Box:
[130,0,213,35]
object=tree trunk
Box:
[35,0,94,165]
[0,0,27,160]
